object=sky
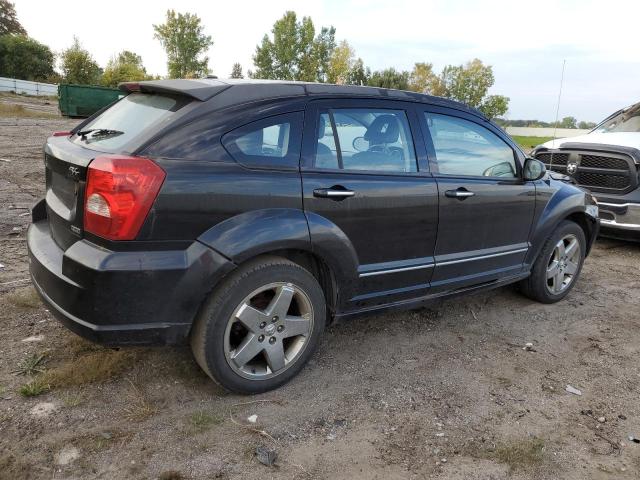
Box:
[14,0,640,122]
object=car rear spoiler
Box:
[119,79,231,102]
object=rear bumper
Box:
[28,215,235,346]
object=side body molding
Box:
[197,208,311,263]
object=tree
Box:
[0,35,54,81]
[313,26,335,82]
[346,58,370,86]
[368,68,409,90]
[251,11,336,82]
[0,0,26,35]
[558,116,577,129]
[427,59,509,118]
[327,40,354,84]
[153,10,213,79]
[101,50,149,87]
[408,62,438,93]
[59,37,101,85]
[230,62,243,79]
[578,121,596,129]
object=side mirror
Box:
[523,158,546,181]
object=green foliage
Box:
[0,0,25,35]
[327,40,354,84]
[0,34,55,81]
[346,57,370,86]
[578,120,596,129]
[153,10,213,79]
[426,58,509,118]
[408,62,437,93]
[230,62,243,79]
[558,116,577,129]
[60,37,102,85]
[251,11,336,82]
[101,50,149,87]
[19,378,50,397]
[368,68,410,90]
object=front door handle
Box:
[313,187,355,199]
[445,188,475,199]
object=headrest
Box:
[364,115,400,144]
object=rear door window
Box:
[71,93,186,152]
[222,112,303,169]
[314,109,417,173]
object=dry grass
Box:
[43,348,135,388]
[14,352,47,376]
[122,380,157,422]
[0,103,58,119]
[5,287,41,310]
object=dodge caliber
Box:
[28,79,600,393]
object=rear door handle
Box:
[445,188,475,199]
[313,187,355,199]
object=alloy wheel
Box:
[223,282,314,380]
[546,234,581,295]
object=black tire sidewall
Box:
[530,221,586,303]
[199,261,325,394]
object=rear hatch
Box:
[43,92,190,250]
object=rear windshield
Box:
[593,103,640,133]
[71,93,185,152]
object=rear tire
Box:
[190,256,325,394]
[520,220,586,304]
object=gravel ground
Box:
[0,99,639,480]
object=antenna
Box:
[552,59,566,142]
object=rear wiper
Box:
[76,128,124,140]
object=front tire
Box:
[520,220,586,304]
[190,256,326,394]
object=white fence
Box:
[0,76,58,96]
[505,127,590,138]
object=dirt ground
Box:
[1,95,639,480]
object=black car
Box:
[28,79,599,393]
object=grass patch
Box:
[187,410,223,433]
[122,381,157,422]
[5,287,40,310]
[492,438,545,471]
[0,103,58,119]
[19,377,50,397]
[511,135,554,151]
[14,353,47,376]
[43,348,135,388]
[60,391,85,408]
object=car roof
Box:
[119,78,487,120]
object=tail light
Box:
[84,155,165,240]
[52,131,71,136]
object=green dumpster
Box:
[58,84,126,118]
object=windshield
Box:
[593,103,640,133]
[71,93,182,152]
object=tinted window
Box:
[223,112,303,168]
[426,113,517,177]
[71,93,183,152]
[314,109,417,173]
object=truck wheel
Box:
[190,256,326,394]
[520,220,586,304]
